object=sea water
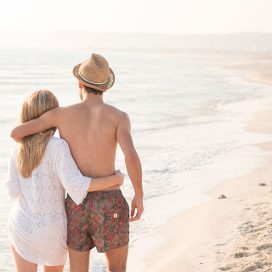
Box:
[0,36,271,271]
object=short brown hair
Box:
[84,85,103,95]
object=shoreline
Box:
[225,55,272,86]
[144,140,272,271]
[136,68,272,271]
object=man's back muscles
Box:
[58,103,124,178]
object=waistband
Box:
[67,189,123,201]
[86,189,123,197]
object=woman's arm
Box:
[10,108,61,142]
[6,148,22,201]
[55,140,123,205]
[88,170,123,192]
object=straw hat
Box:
[73,53,115,92]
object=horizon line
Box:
[1,30,272,36]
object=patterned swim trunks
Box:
[65,190,129,253]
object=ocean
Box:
[0,33,271,271]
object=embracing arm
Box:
[10,108,62,142]
[55,140,123,205]
[87,170,123,192]
[117,112,144,221]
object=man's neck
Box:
[82,92,104,105]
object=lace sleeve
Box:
[6,148,22,201]
[54,140,91,205]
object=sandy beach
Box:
[226,54,272,86]
[143,62,272,272]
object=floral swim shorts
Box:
[65,190,129,253]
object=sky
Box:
[0,0,272,34]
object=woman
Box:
[6,90,124,272]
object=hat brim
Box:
[73,63,115,92]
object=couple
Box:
[6,53,144,272]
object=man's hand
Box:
[130,195,144,222]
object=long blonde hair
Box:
[17,90,59,178]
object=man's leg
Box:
[104,245,128,272]
[68,247,90,272]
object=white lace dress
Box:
[6,137,91,266]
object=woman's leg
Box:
[11,244,38,272]
[44,265,65,272]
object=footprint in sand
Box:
[241,264,258,272]
[234,251,248,258]
[218,265,231,271]
[256,243,272,250]
[240,246,249,250]
[215,243,226,247]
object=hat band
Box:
[79,71,110,86]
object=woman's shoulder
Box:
[48,137,70,152]
[48,137,72,162]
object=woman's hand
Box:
[115,169,124,186]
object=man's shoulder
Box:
[104,103,129,120]
[59,102,82,111]
[56,103,84,119]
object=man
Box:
[11,53,144,272]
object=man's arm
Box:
[10,108,62,142]
[116,112,144,222]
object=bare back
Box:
[10,91,142,199]
[58,101,122,178]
